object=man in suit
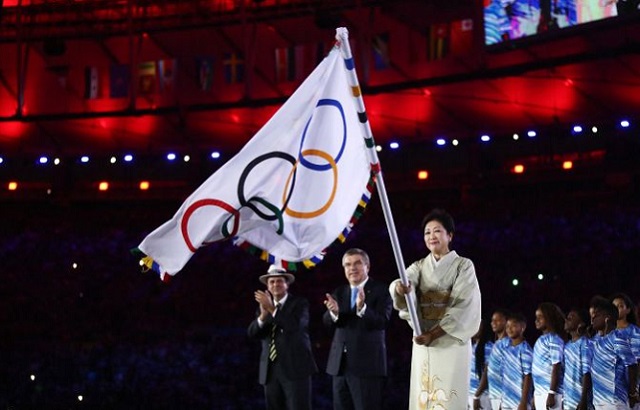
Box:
[248,264,318,410]
[323,248,393,410]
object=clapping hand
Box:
[324,293,339,315]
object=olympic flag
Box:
[135,45,375,281]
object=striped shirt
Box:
[487,337,511,400]
[563,336,592,409]
[501,339,533,409]
[532,333,565,394]
[470,340,494,393]
[591,330,636,406]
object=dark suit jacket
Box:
[323,278,392,377]
[247,293,318,385]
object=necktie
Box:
[268,303,281,362]
[351,287,358,309]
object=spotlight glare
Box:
[167,153,176,161]
[8,181,18,191]
[0,157,4,164]
[513,133,519,140]
[139,181,150,190]
[573,125,583,133]
[480,134,490,142]
[527,130,536,137]
[30,374,35,381]
[80,156,89,163]
[124,154,133,162]
[513,164,525,174]
[183,155,190,162]
[98,181,109,191]
[54,158,61,165]
[591,126,598,133]
[375,145,382,152]
[110,156,117,164]
[620,120,630,128]
[210,151,221,159]
[417,170,429,180]
[538,273,544,280]
[436,138,446,146]
[39,156,48,164]
[452,139,459,146]
[512,278,519,286]
[389,142,399,150]
[562,160,573,170]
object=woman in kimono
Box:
[390,209,481,410]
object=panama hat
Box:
[259,264,295,285]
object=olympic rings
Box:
[237,151,297,233]
[181,198,240,252]
[283,148,338,219]
[298,99,346,171]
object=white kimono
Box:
[390,251,481,410]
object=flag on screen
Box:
[110,64,130,98]
[450,19,474,56]
[223,52,244,84]
[372,33,390,70]
[138,61,157,95]
[275,46,295,82]
[84,66,99,99]
[427,23,450,61]
[196,57,214,91]
[135,47,375,280]
[158,59,177,93]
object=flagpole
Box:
[335,27,422,337]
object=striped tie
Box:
[268,303,281,362]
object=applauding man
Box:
[248,265,318,410]
[323,248,393,410]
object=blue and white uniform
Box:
[591,330,636,408]
[532,333,565,410]
[501,340,533,410]
[563,336,593,409]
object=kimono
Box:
[390,251,481,410]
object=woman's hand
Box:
[395,281,412,296]
[414,331,433,346]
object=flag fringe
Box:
[233,172,376,272]
[130,247,170,281]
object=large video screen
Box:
[484,0,638,46]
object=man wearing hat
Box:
[248,264,318,410]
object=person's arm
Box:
[576,372,591,410]
[473,364,489,410]
[628,363,639,407]
[414,325,446,345]
[359,282,392,330]
[519,373,532,410]
[546,362,561,408]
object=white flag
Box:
[137,47,374,280]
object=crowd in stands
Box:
[1,189,639,408]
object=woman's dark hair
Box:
[567,307,590,336]
[537,302,568,341]
[610,292,638,325]
[474,319,494,378]
[421,208,455,234]
[591,296,619,321]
